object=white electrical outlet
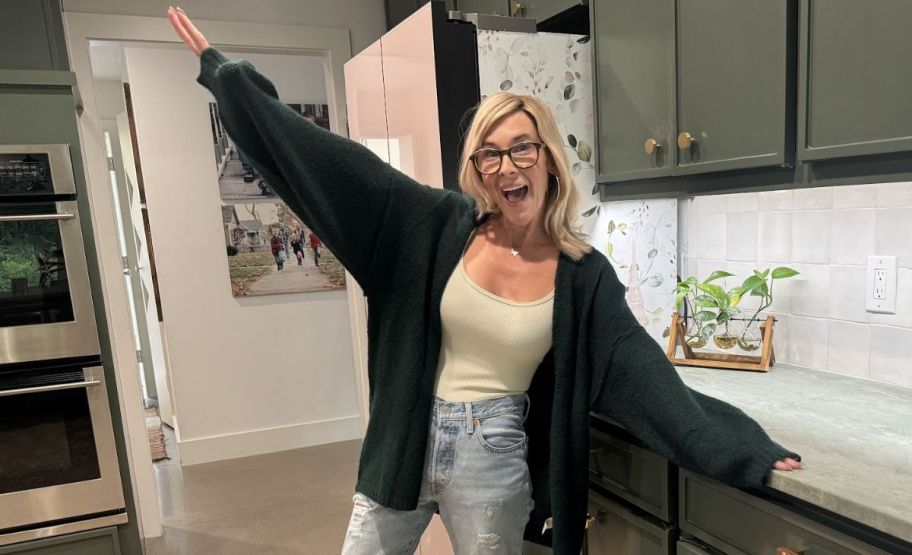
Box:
[866,256,897,314]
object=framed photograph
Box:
[209,102,345,297]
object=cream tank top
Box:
[433,256,554,402]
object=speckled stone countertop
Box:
[676,363,912,544]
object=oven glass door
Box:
[0,201,98,364]
[0,365,124,532]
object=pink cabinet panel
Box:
[344,38,390,163]
[380,3,444,188]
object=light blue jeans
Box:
[342,394,534,554]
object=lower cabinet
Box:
[586,490,675,555]
[0,527,120,555]
[677,538,715,555]
[679,470,889,555]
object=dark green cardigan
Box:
[197,48,796,554]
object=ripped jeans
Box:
[341,394,533,554]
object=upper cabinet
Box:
[675,0,794,175]
[591,0,675,182]
[592,0,797,183]
[797,0,912,161]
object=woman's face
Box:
[477,111,554,230]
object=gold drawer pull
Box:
[677,131,695,150]
[776,548,803,555]
[644,138,661,155]
[585,510,607,529]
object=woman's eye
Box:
[512,143,531,153]
[482,150,500,159]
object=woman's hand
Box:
[773,457,802,471]
[167,7,209,56]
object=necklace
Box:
[510,247,519,257]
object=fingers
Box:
[773,457,803,471]
[175,7,210,55]
[167,8,198,55]
[167,6,209,56]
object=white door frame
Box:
[63,12,360,539]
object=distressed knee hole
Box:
[477,533,500,550]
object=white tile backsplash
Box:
[758,211,792,262]
[794,187,833,210]
[698,213,727,259]
[876,182,912,208]
[725,192,759,213]
[787,316,829,370]
[790,263,831,318]
[758,189,794,211]
[875,207,912,268]
[727,212,758,261]
[827,320,870,378]
[828,265,870,323]
[829,209,876,266]
[793,211,831,264]
[680,181,912,389]
[869,326,912,388]
[832,184,877,209]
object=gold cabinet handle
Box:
[776,548,803,555]
[644,138,661,155]
[677,131,695,150]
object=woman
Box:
[167,8,801,554]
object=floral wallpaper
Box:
[477,30,599,236]
[477,30,678,346]
[591,200,678,345]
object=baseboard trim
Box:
[177,414,362,465]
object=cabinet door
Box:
[591,0,676,183]
[587,491,674,555]
[798,0,912,161]
[675,0,794,174]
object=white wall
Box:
[223,50,327,104]
[122,45,361,464]
[62,0,387,54]
[679,183,912,389]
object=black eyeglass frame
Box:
[470,141,546,175]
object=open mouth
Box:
[502,185,529,204]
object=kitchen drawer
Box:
[679,470,889,555]
[589,424,673,522]
[587,490,675,555]
[0,527,120,555]
[677,538,714,555]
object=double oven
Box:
[0,145,126,545]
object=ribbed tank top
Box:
[433,257,554,402]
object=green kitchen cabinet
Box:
[591,0,676,182]
[675,0,795,175]
[797,0,912,161]
[0,528,120,555]
[592,0,796,182]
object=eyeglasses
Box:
[471,141,544,175]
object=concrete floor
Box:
[144,438,362,554]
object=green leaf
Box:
[694,295,718,307]
[702,323,717,338]
[696,283,727,305]
[739,275,765,294]
[772,266,799,279]
[703,270,735,283]
[694,311,716,322]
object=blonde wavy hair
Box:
[459,92,591,261]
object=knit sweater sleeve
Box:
[196,48,449,292]
[588,260,799,489]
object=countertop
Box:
[676,363,912,544]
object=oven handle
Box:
[0,212,75,222]
[0,378,101,397]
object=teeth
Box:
[503,185,526,192]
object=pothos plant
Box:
[674,270,738,348]
[675,267,799,350]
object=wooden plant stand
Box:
[666,313,776,372]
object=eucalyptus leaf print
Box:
[563,83,575,100]
[576,140,592,162]
[500,80,513,91]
